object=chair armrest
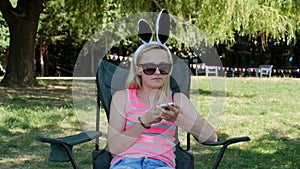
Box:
[202,136,250,146]
[201,136,250,169]
[39,131,101,146]
[39,131,101,168]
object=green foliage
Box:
[1,0,299,78]
[0,13,9,72]
[37,0,127,75]
[0,0,17,51]
[3,0,300,50]
[182,0,297,45]
[102,0,299,46]
[40,0,122,43]
[0,13,9,51]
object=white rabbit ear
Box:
[156,9,170,44]
[138,19,153,43]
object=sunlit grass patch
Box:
[0,77,299,168]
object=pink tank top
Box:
[110,88,176,168]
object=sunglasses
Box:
[137,63,172,75]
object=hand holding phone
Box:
[159,102,174,110]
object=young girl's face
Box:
[137,48,171,89]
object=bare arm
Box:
[162,93,217,142]
[107,90,162,155]
[107,90,144,155]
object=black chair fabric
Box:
[94,57,194,169]
[96,57,191,120]
[40,56,250,169]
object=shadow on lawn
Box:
[0,81,96,168]
[0,86,73,108]
[1,120,299,169]
[193,130,299,169]
[1,81,298,168]
[190,88,257,98]
[0,127,91,169]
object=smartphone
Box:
[159,102,174,110]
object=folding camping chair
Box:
[40,56,250,169]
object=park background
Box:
[0,0,300,169]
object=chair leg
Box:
[61,144,79,169]
[212,143,230,169]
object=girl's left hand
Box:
[159,104,181,122]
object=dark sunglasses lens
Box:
[158,64,171,74]
[140,63,172,75]
[143,68,156,75]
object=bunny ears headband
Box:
[133,9,172,65]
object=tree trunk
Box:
[0,0,45,86]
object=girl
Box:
[108,44,218,169]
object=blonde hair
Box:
[125,44,173,104]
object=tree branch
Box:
[0,0,14,25]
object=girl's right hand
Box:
[140,108,162,126]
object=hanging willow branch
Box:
[64,0,298,46]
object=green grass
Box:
[191,77,300,169]
[0,77,299,169]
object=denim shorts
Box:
[110,157,174,169]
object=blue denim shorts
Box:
[110,157,174,169]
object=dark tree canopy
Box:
[0,0,299,86]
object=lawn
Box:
[0,77,299,169]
